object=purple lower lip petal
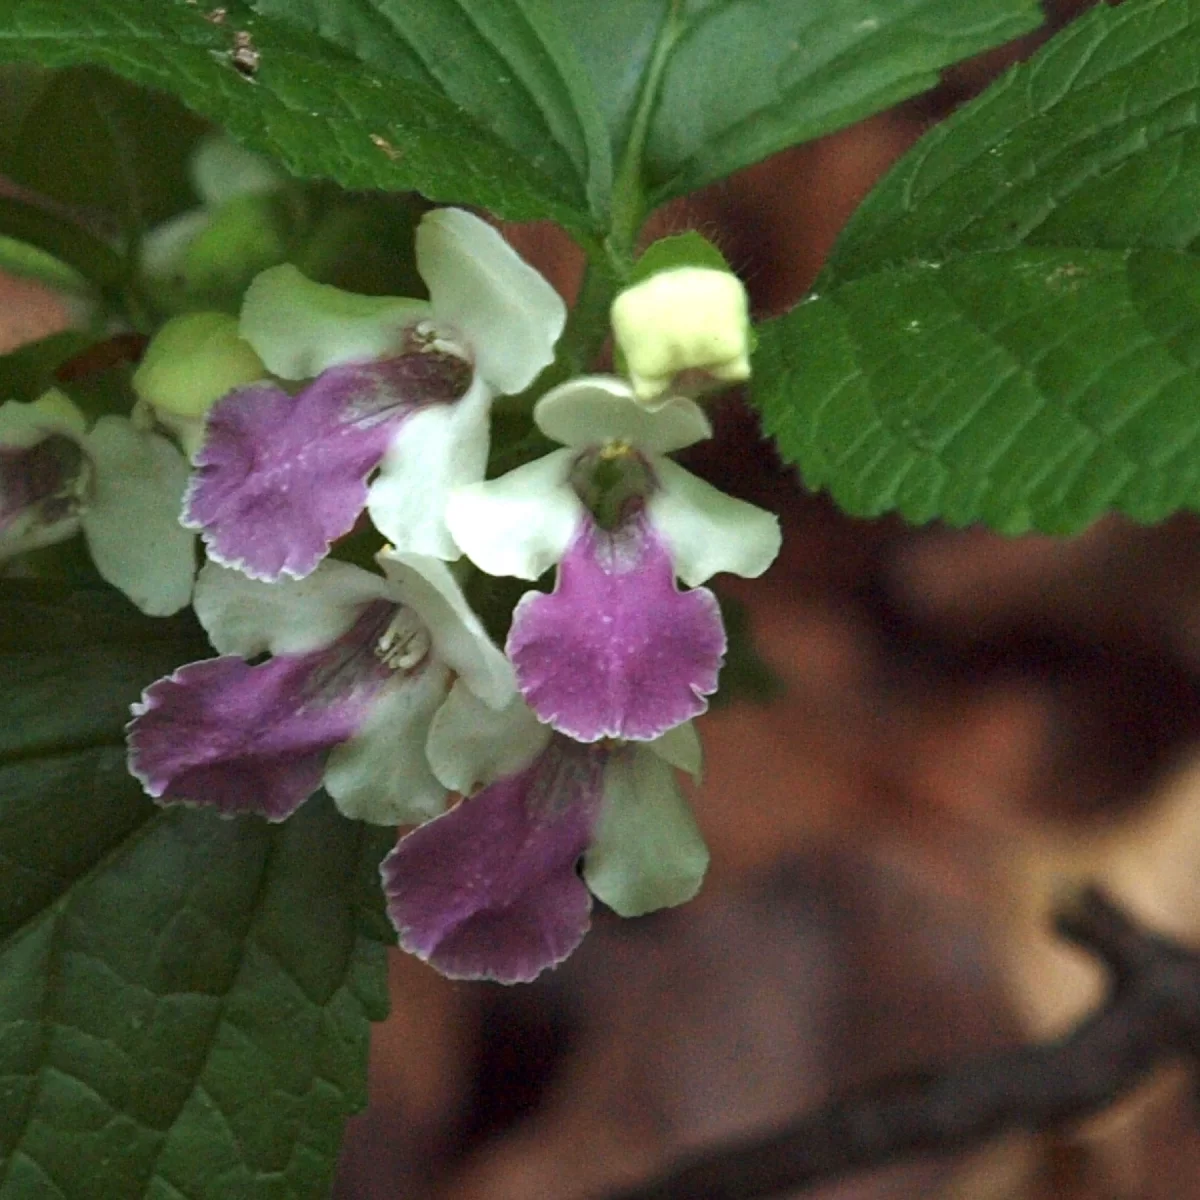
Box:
[506,516,726,742]
[127,602,395,820]
[381,739,606,982]
[185,352,472,581]
[184,369,402,581]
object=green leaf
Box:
[757,247,1200,533]
[0,66,207,238]
[557,0,1043,208]
[0,331,93,402]
[755,0,1200,534]
[0,0,607,237]
[0,584,392,1200]
[0,196,125,289]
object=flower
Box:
[610,265,752,407]
[0,390,195,615]
[445,376,781,742]
[127,550,515,826]
[381,684,709,982]
[183,207,567,581]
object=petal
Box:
[647,457,782,586]
[444,448,581,580]
[366,376,491,559]
[240,264,431,380]
[0,398,87,557]
[649,719,703,779]
[194,557,391,657]
[507,517,727,742]
[183,366,408,581]
[418,207,565,395]
[534,376,711,453]
[381,739,605,982]
[0,392,87,445]
[377,550,514,708]
[81,419,195,616]
[127,605,393,820]
[583,744,709,917]
[324,660,451,826]
[426,681,551,794]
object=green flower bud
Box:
[134,312,266,419]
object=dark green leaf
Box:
[0,331,93,402]
[556,0,1043,207]
[0,196,125,289]
[0,67,207,238]
[0,584,392,1200]
[0,0,604,236]
[757,247,1200,533]
[755,0,1200,534]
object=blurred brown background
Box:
[8,2,1200,1195]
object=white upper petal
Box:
[366,377,492,560]
[534,375,711,453]
[378,550,515,708]
[582,744,709,917]
[417,207,566,395]
[240,264,431,380]
[193,556,391,657]
[426,680,551,794]
[648,457,782,586]
[647,720,703,779]
[324,661,451,826]
[0,393,87,448]
[80,419,195,617]
[444,448,581,580]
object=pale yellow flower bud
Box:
[610,266,751,407]
[133,312,266,419]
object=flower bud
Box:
[134,312,266,419]
[134,312,266,458]
[611,265,752,407]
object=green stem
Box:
[490,3,684,459]
[605,0,684,275]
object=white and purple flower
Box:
[127,550,515,826]
[183,207,567,581]
[381,684,709,982]
[0,391,195,615]
[444,377,781,743]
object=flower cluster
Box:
[3,201,779,983]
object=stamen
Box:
[376,607,431,671]
[598,438,634,461]
[409,319,471,363]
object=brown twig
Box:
[603,888,1200,1200]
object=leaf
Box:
[0,584,393,1200]
[555,0,1044,206]
[0,66,207,237]
[755,0,1200,534]
[0,0,606,237]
